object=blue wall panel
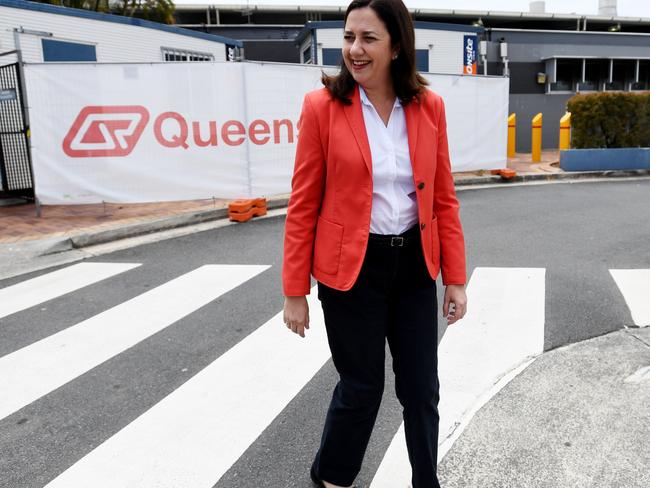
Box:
[42,39,97,62]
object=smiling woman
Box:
[321,0,429,110]
[282,2,468,488]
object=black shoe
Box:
[310,462,358,488]
[310,462,325,487]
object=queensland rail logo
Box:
[62,106,150,157]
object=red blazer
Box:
[282,83,466,296]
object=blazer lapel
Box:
[343,84,373,175]
[403,94,420,174]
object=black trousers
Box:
[313,223,441,488]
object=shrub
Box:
[567,91,650,148]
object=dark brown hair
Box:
[321,0,429,106]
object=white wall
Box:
[0,4,228,64]
[416,29,469,75]
[313,27,476,75]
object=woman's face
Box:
[342,7,397,90]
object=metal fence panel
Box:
[0,61,33,197]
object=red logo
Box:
[62,106,150,157]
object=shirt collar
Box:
[358,84,402,109]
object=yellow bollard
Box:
[559,112,571,150]
[531,113,542,163]
[507,113,516,158]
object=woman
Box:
[282,1,468,487]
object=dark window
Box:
[415,49,429,73]
[550,59,581,92]
[632,60,650,90]
[605,59,636,91]
[322,48,342,66]
[302,45,311,64]
[42,39,96,62]
[579,59,609,91]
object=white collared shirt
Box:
[359,84,418,235]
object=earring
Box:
[392,53,398,60]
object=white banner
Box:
[24,62,508,204]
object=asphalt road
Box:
[1,178,648,488]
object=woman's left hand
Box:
[443,284,467,325]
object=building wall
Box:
[509,93,573,152]
[415,29,470,75]
[488,29,650,62]
[0,4,229,64]
[314,27,342,65]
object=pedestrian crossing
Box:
[1,262,647,487]
[609,269,650,327]
[0,265,269,420]
[44,287,329,488]
[0,262,140,320]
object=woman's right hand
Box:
[283,296,310,338]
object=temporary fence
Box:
[0,58,33,199]
[23,61,508,205]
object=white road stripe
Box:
[0,262,141,320]
[44,286,330,488]
[610,269,650,327]
[0,264,268,421]
[371,267,546,488]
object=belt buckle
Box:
[390,236,404,247]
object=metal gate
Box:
[0,57,34,200]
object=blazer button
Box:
[417,182,425,190]
[420,222,425,230]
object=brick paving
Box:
[0,151,561,245]
[0,198,231,244]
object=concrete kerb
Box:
[454,168,650,187]
[67,196,292,249]
[8,169,650,261]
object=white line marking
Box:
[624,365,650,383]
[0,265,268,420]
[0,262,141,319]
[44,286,330,488]
[610,269,650,327]
[437,356,538,461]
[371,267,546,488]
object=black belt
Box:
[368,224,420,247]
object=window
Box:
[161,48,214,62]
[550,59,581,92]
[415,49,429,73]
[632,60,650,91]
[579,59,608,92]
[42,39,96,62]
[321,48,342,66]
[548,57,648,93]
[605,59,636,91]
[302,45,312,64]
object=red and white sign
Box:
[62,106,150,157]
[24,62,507,204]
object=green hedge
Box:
[566,92,650,148]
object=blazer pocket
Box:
[430,214,441,266]
[313,215,344,275]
